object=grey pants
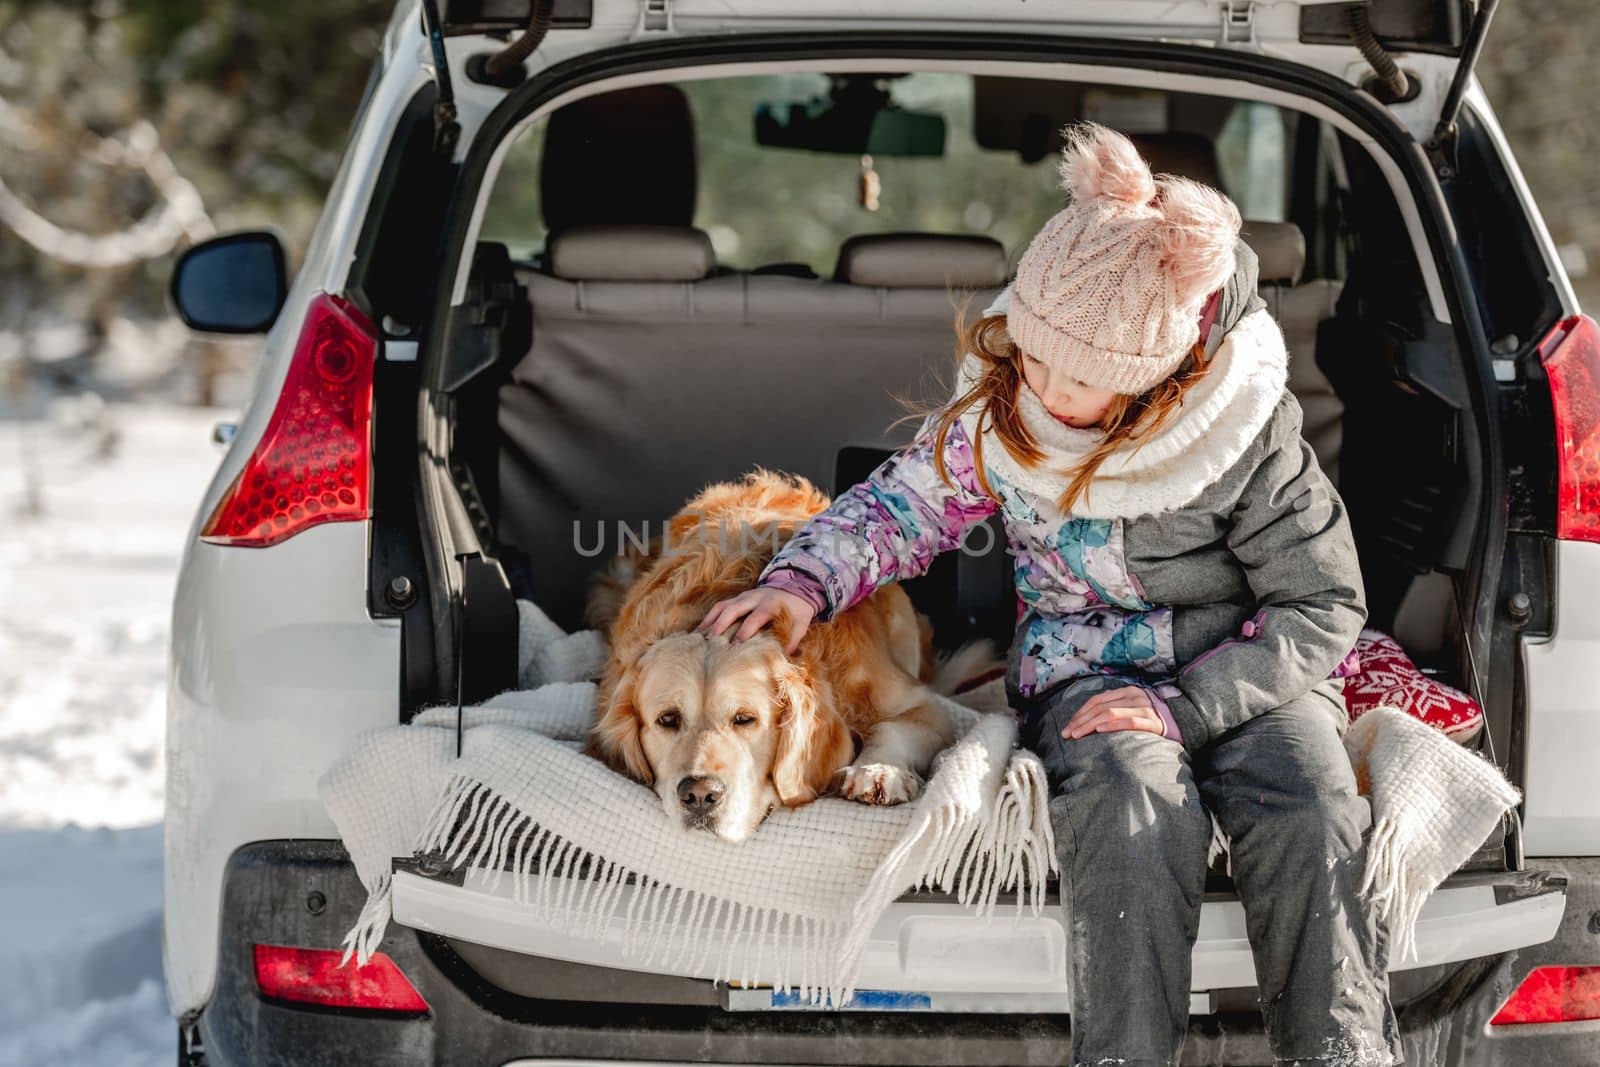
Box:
[1012,672,1404,1067]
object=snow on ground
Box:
[0,826,169,1067]
[0,401,220,827]
[0,402,227,1066]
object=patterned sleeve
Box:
[761,567,830,616]
[757,414,1000,623]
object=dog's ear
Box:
[587,661,654,785]
[770,658,854,806]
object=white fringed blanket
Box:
[320,601,1054,1007]
[320,600,1520,1005]
[1340,704,1520,961]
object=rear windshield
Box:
[479,72,1300,276]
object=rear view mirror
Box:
[861,108,946,157]
[170,232,288,334]
[755,74,946,158]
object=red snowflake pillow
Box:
[1341,628,1484,743]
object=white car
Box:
[165,1,1600,1063]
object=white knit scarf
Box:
[320,600,1519,1004]
[958,291,1290,520]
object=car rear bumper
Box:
[388,864,1565,1005]
[192,841,1599,1067]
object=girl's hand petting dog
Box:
[1061,685,1165,739]
[694,587,816,656]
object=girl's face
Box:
[1019,349,1120,429]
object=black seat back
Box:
[496,233,1006,633]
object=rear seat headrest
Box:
[834,233,1008,289]
[546,224,715,282]
[540,85,697,233]
[1130,133,1225,190]
[1241,221,1306,285]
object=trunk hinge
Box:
[1425,0,1501,183]
[467,0,554,88]
[637,0,674,35]
[1219,1,1256,46]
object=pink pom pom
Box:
[1056,121,1156,207]
[1154,175,1242,307]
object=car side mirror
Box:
[170,231,288,334]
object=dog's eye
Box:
[655,710,680,730]
[732,712,757,727]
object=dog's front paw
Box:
[837,763,923,805]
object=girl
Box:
[694,122,1398,1066]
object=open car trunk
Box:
[394,48,1567,1017]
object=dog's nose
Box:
[677,775,724,813]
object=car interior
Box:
[443,71,1479,685]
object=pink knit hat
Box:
[1007,122,1243,395]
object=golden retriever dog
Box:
[582,469,998,842]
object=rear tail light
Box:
[1537,314,1600,543]
[1490,965,1600,1026]
[253,944,429,1013]
[200,293,377,547]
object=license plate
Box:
[724,987,934,1011]
[722,987,1072,1013]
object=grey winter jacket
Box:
[1105,387,1366,750]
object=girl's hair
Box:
[888,291,1216,516]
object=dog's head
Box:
[587,632,856,842]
